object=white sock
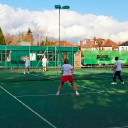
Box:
[57,91,60,94]
[76,91,79,94]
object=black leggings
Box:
[113,71,123,82]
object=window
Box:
[37,51,44,61]
[48,54,53,61]
[30,53,36,61]
[37,51,54,61]
[78,41,80,45]
[61,52,68,60]
[53,55,58,61]
[1,50,11,61]
[83,41,86,45]
[45,51,53,61]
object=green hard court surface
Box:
[0,68,128,128]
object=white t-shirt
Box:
[25,59,30,67]
[42,58,47,64]
[61,64,73,76]
[115,60,121,71]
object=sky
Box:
[0,0,128,44]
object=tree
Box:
[81,51,84,57]
[40,37,52,46]
[27,28,32,35]
[0,27,6,45]
[4,34,14,45]
[33,26,42,46]
[24,28,34,46]
[93,37,104,50]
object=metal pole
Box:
[55,5,70,66]
[59,8,60,67]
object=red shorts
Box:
[60,75,73,83]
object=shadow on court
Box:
[0,68,128,128]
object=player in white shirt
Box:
[56,58,79,96]
[24,55,30,74]
[111,57,124,84]
[42,56,47,71]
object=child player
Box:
[24,55,30,74]
[56,58,79,96]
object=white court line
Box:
[16,94,56,98]
[76,85,128,94]
[76,85,101,92]
[15,89,128,98]
[85,89,128,94]
[16,93,75,98]
[111,126,128,128]
[0,86,57,128]
[110,125,128,128]
[15,92,102,98]
[14,88,128,98]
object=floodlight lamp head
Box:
[55,5,61,9]
[62,5,70,9]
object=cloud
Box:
[0,3,128,44]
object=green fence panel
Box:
[0,46,79,68]
[84,50,128,64]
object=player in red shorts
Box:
[56,58,79,96]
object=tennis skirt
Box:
[42,63,46,67]
[60,75,73,82]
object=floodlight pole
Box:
[54,5,70,66]
[59,8,60,62]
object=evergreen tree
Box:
[26,28,33,46]
[23,28,33,46]
[27,28,32,35]
[40,37,51,46]
[0,27,6,45]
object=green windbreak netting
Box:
[84,50,128,64]
[0,46,79,82]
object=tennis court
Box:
[0,67,128,128]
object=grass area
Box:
[0,68,128,127]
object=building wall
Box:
[119,46,128,51]
[104,47,112,51]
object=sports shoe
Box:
[56,92,59,96]
[24,71,25,74]
[111,82,117,85]
[121,81,124,84]
[76,92,80,96]
[28,72,29,74]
